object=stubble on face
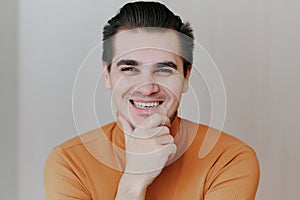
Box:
[104,28,190,127]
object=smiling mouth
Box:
[129,100,163,109]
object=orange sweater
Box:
[44,117,259,199]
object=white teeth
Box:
[133,101,160,109]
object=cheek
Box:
[158,76,185,98]
[110,76,135,96]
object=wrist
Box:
[115,173,148,200]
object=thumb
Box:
[117,113,133,135]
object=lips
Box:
[129,100,163,109]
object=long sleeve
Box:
[43,121,260,200]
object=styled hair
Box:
[102,1,194,77]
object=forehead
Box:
[113,28,181,61]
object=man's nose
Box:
[135,77,160,96]
[137,83,160,95]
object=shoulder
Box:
[181,118,257,158]
[44,121,118,175]
[180,118,259,173]
[44,123,116,199]
[54,122,117,151]
[180,119,260,198]
[45,122,118,167]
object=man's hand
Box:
[115,113,177,200]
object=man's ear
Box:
[102,61,111,89]
[182,65,192,93]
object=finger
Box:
[151,126,170,137]
[131,126,169,139]
[157,135,174,145]
[141,113,170,129]
[117,113,133,135]
[163,143,177,161]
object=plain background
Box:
[1,0,300,199]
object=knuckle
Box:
[169,143,177,152]
[167,135,174,143]
[160,126,169,134]
[164,143,176,151]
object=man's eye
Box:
[120,67,138,72]
[154,68,174,75]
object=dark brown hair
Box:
[102,1,194,77]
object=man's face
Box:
[103,29,191,127]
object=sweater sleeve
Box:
[44,147,91,200]
[204,146,260,200]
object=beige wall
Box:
[174,1,300,198]
[0,0,298,199]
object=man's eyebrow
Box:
[116,59,139,66]
[155,62,177,70]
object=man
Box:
[44,1,260,199]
